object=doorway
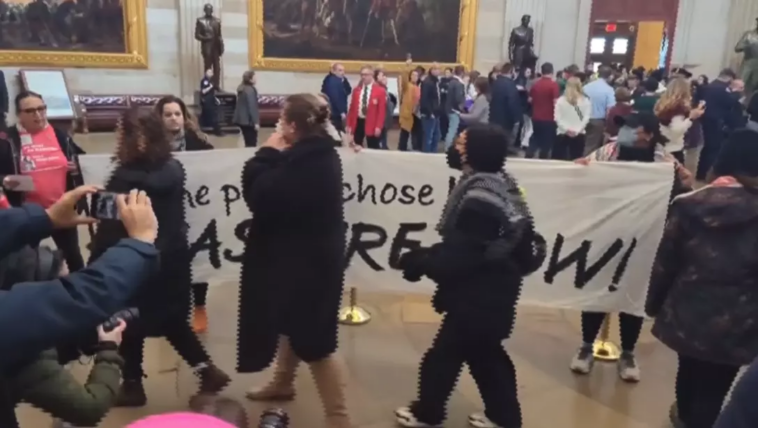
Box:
[588,22,636,71]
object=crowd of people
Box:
[0,54,758,428]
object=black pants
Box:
[354,118,380,149]
[552,134,586,161]
[696,121,724,180]
[581,311,643,352]
[240,125,258,147]
[526,120,557,159]
[50,227,84,271]
[676,354,740,428]
[398,117,423,151]
[192,282,208,307]
[410,316,521,427]
[119,316,210,380]
[331,117,345,134]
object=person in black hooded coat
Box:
[88,108,229,408]
[236,93,352,428]
[394,123,546,428]
[154,95,214,334]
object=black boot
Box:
[197,364,231,395]
[114,379,147,407]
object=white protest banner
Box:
[79,149,673,316]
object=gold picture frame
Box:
[248,0,479,72]
[0,0,149,69]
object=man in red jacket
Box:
[347,65,387,149]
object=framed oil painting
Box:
[19,69,76,119]
[248,0,479,72]
[0,0,148,69]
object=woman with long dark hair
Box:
[90,108,229,408]
[236,94,352,428]
[154,95,214,333]
[398,68,422,151]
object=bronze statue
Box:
[508,14,537,71]
[735,17,758,96]
[195,3,225,89]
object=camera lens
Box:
[259,408,288,428]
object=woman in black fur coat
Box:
[89,108,229,408]
[236,94,352,428]
[395,123,546,428]
[155,95,214,334]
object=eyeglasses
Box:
[20,106,47,115]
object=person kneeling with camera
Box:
[1,246,128,427]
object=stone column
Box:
[178,0,224,103]
[572,0,593,66]
[473,0,508,71]
[502,0,548,65]
[724,0,758,71]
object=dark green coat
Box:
[9,347,123,427]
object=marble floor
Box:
[18,130,684,428]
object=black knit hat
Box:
[464,123,508,173]
[712,129,758,178]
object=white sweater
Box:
[659,115,692,153]
[554,96,592,135]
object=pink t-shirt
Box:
[127,413,236,428]
[18,125,68,208]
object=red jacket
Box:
[347,83,387,137]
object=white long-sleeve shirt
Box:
[554,96,592,135]
[659,115,692,153]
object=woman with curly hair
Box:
[236,94,353,428]
[89,108,229,409]
[654,77,705,163]
[154,95,214,333]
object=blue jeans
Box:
[422,116,441,153]
[444,113,460,149]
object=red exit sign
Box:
[605,23,617,32]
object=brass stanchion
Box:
[338,287,371,325]
[592,314,621,361]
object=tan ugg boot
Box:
[309,355,354,428]
[246,336,300,401]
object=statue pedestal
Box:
[193,90,238,133]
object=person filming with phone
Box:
[88,108,229,409]
[1,246,129,427]
[0,91,87,272]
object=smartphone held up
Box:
[90,191,122,221]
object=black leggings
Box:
[398,117,423,151]
[192,282,208,307]
[119,317,210,381]
[410,316,521,427]
[581,311,644,352]
[676,354,739,428]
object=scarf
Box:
[437,170,530,259]
[170,130,186,151]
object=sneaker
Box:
[569,344,594,374]
[395,406,442,428]
[114,380,147,407]
[469,412,506,428]
[617,351,641,382]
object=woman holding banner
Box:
[236,94,352,428]
[90,108,230,408]
[648,129,758,428]
[395,123,545,428]
[571,112,693,383]
[154,95,215,334]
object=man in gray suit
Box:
[443,65,466,149]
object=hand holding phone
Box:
[90,191,121,221]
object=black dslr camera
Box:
[259,408,289,428]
